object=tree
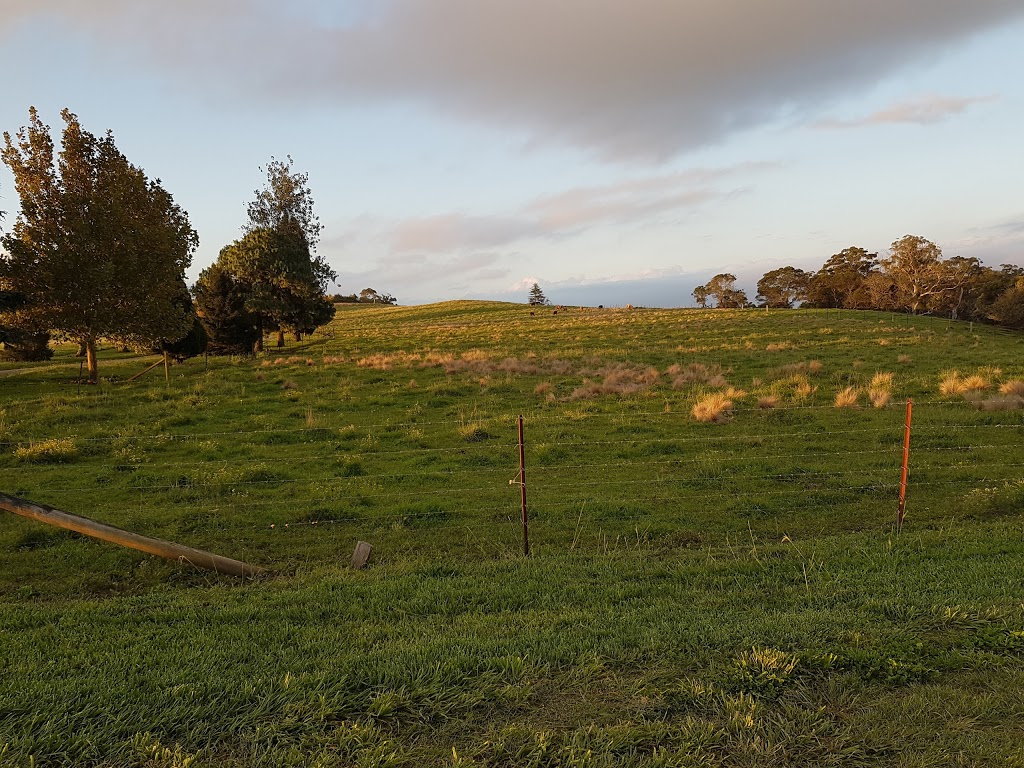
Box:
[881,235,948,314]
[805,247,878,308]
[987,276,1024,330]
[691,285,709,309]
[756,266,811,308]
[193,263,262,354]
[528,283,549,305]
[700,273,748,308]
[227,158,336,348]
[0,108,198,381]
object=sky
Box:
[1,1,1023,307]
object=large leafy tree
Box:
[881,235,948,314]
[756,266,811,308]
[697,273,748,308]
[805,247,878,308]
[0,108,198,381]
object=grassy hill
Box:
[2,303,1023,766]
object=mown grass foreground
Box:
[2,302,1024,767]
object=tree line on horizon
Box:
[693,236,1024,329]
[0,108,397,380]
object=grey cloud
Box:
[5,1,1022,161]
[816,94,997,128]
[389,165,764,253]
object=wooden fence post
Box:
[0,492,262,578]
[518,415,529,556]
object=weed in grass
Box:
[834,387,859,408]
[14,438,78,463]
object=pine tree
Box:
[528,283,549,306]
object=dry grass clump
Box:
[723,386,747,400]
[998,380,1024,396]
[281,379,299,390]
[668,363,728,389]
[867,373,894,409]
[870,372,894,389]
[15,438,78,463]
[868,389,891,408]
[569,364,659,400]
[322,356,346,365]
[757,395,780,409]
[878,338,891,346]
[897,354,912,364]
[534,382,552,395]
[939,370,990,396]
[692,393,733,423]
[765,342,794,352]
[834,387,859,408]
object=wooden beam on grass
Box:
[126,358,165,382]
[0,491,263,579]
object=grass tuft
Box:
[834,387,859,408]
[692,393,733,423]
[14,438,78,463]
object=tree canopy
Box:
[693,274,748,308]
[199,158,336,351]
[0,108,198,380]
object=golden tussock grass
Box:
[940,371,990,396]
[834,387,859,408]
[765,342,794,352]
[723,386,747,400]
[691,393,733,423]
[757,395,780,409]
[868,389,891,408]
[870,372,894,389]
[897,354,912,364]
[999,380,1024,396]
[878,338,890,346]
[534,382,552,395]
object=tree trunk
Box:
[254,320,264,353]
[276,329,285,347]
[85,337,98,383]
[293,331,302,341]
[75,341,88,357]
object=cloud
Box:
[816,94,997,128]
[4,1,1022,161]
[389,164,766,253]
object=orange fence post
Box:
[897,399,913,528]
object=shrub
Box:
[692,393,733,423]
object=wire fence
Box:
[4,400,1022,563]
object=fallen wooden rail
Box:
[0,491,263,578]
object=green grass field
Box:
[2,302,1024,767]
